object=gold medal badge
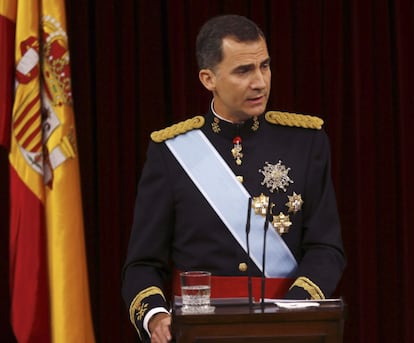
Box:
[251,193,271,216]
[271,212,292,235]
[285,192,304,214]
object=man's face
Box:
[200,37,271,123]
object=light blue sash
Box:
[166,130,297,277]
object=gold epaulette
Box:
[265,111,324,130]
[150,115,205,143]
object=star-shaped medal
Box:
[272,212,292,235]
[251,193,270,216]
[259,160,293,193]
[285,192,304,214]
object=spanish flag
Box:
[0,1,95,342]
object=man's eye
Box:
[237,68,249,74]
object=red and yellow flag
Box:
[0,1,95,342]
[0,2,15,147]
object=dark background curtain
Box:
[1,0,413,342]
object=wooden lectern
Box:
[172,299,345,342]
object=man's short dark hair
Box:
[196,14,265,70]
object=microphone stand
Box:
[261,202,271,310]
[245,197,253,310]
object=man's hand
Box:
[148,312,172,343]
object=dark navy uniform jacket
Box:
[122,109,345,340]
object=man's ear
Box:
[199,69,216,91]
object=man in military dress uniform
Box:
[122,14,345,343]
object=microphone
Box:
[245,197,253,309]
[261,200,271,309]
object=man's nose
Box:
[251,69,267,89]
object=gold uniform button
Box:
[236,176,244,183]
[239,262,248,272]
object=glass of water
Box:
[180,271,215,314]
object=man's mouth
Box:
[247,95,265,103]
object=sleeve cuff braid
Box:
[129,286,166,338]
[289,276,325,299]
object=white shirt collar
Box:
[210,99,243,124]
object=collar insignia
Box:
[211,117,221,133]
[251,116,259,131]
[285,192,304,213]
[259,160,293,193]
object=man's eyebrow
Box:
[232,63,255,72]
[232,57,272,72]
[261,57,271,65]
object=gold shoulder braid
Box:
[265,111,324,130]
[150,115,205,143]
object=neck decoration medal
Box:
[259,160,293,193]
[232,136,243,165]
